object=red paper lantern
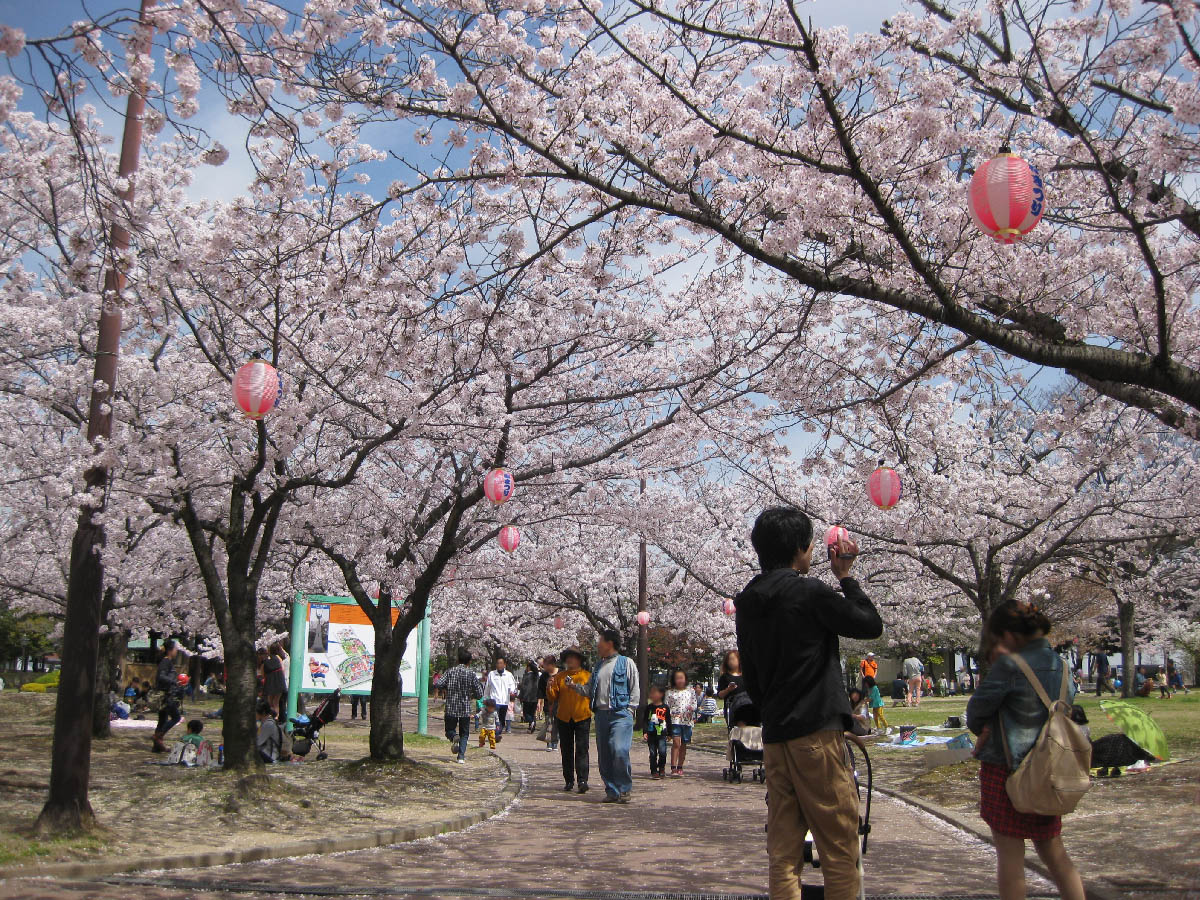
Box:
[553,616,564,630]
[867,465,903,510]
[825,525,850,548]
[483,468,516,505]
[233,360,282,419]
[722,598,736,616]
[498,525,520,553]
[636,610,650,626]
[967,148,1045,244]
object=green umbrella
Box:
[1099,701,1170,761]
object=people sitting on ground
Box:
[256,700,284,763]
[182,719,206,747]
[203,673,225,696]
[1134,666,1152,697]
[1168,663,1188,694]
[891,674,908,707]
[846,688,872,736]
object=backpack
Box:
[1002,654,1092,816]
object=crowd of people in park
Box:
[433,507,1102,900]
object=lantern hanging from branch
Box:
[233,359,282,420]
[867,464,903,510]
[967,147,1046,244]
[553,616,564,630]
[483,468,516,505]
[636,611,650,627]
[498,525,521,553]
[722,598,736,616]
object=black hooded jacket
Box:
[735,569,883,744]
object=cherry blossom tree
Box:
[188,0,1200,435]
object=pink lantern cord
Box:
[967,150,1046,245]
[233,360,281,420]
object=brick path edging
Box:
[873,784,1123,900]
[0,753,521,884]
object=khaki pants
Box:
[765,730,861,900]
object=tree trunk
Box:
[369,623,407,760]
[1118,599,1136,699]
[221,634,261,770]
[92,628,128,739]
[36,513,104,835]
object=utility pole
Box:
[37,0,151,834]
[636,478,649,713]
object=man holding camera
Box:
[734,507,883,900]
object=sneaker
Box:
[456,758,466,765]
[618,794,631,804]
[563,783,574,792]
[577,783,589,794]
[602,795,620,803]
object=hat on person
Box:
[560,647,584,663]
[866,652,875,658]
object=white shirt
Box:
[484,669,518,705]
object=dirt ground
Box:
[0,691,507,870]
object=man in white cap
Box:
[859,652,878,692]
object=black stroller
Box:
[289,689,340,761]
[723,724,766,783]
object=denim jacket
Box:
[966,638,1074,768]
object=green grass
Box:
[0,833,105,867]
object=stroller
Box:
[794,733,875,899]
[289,689,341,761]
[723,724,766,784]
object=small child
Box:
[642,685,673,778]
[478,698,498,749]
[181,719,205,747]
[865,676,887,730]
[699,689,718,723]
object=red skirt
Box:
[979,761,1062,840]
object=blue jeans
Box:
[445,715,470,760]
[594,709,634,798]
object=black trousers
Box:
[157,698,181,736]
[351,695,369,718]
[557,718,590,787]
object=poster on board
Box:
[300,598,417,697]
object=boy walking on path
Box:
[734,507,883,900]
[478,699,499,749]
[443,649,483,764]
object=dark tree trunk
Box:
[220,633,260,770]
[36,512,104,835]
[1118,599,1136,699]
[92,627,128,739]
[369,624,408,761]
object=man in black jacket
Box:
[735,507,883,900]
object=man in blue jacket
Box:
[574,629,640,803]
[735,508,883,900]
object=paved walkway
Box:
[1,728,1055,899]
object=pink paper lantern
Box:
[636,610,650,627]
[232,360,282,420]
[722,598,736,616]
[553,616,564,630]
[483,468,516,505]
[867,466,903,510]
[498,525,521,553]
[968,148,1045,244]
[825,525,850,548]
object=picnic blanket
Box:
[875,734,959,749]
